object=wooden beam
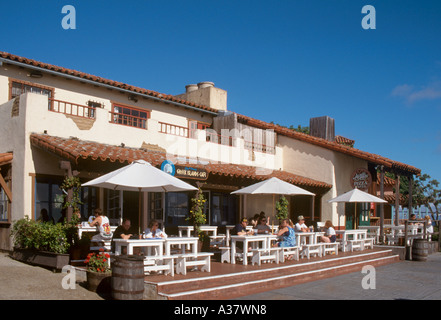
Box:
[0,172,12,202]
[59,160,73,222]
[379,165,385,242]
[408,175,413,216]
[395,174,400,226]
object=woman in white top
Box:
[320,220,336,243]
[143,219,167,238]
[90,208,113,242]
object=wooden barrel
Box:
[412,239,429,262]
[111,255,145,300]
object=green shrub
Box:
[11,217,71,254]
[275,196,289,221]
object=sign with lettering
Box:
[175,165,208,180]
[350,168,372,191]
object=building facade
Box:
[0,51,420,251]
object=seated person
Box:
[256,216,271,234]
[320,220,336,243]
[248,216,258,228]
[232,218,253,253]
[295,215,309,233]
[275,218,296,248]
[111,218,137,252]
[89,208,113,241]
[143,219,167,238]
[232,218,254,236]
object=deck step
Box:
[144,249,399,300]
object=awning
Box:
[30,133,332,190]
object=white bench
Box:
[301,244,323,259]
[280,246,300,262]
[347,239,364,252]
[250,248,282,266]
[219,247,231,263]
[322,242,339,255]
[175,253,214,275]
[143,255,175,276]
[363,238,375,250]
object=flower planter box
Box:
[11,248,70,272]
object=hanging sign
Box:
[350,168,372,191]
[160,160,208,180]
[175,165,208,180]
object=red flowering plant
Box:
[85,249,111,273]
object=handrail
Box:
[49,98,96,119]
[158,122,189,137]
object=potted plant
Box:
[186,188,208,250]
[275,196,289,222]
[84,249,111,293]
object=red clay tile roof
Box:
[376,173,396,186]
[236,113,421,175]
[335,135,355,147]
[0,153,13,166]
[30,133,331,190]
[2,51,420,175]
[0,51,219,114]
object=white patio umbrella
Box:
[231,177,315,222]
[231,177,315,196]
[82,160,197,231]
[328,188,387,229]
[82,160,197,192]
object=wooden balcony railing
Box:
[159,122,189,137]
[49,98,96,119]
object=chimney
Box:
[309,116,335,141]
[175,82,227,111]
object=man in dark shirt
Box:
[111,218,137,252]
[232,218,253,236]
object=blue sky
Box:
[1,0,441,183]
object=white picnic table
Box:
[230,234,277,265]
[178,226,218,250]
[178,226,218,237]
[335,229,367,252]
[295,231,324,246]
[358,226,380,243]
[164,237,199,255]
[113,238,165,256]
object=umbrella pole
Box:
[138,188,142,236]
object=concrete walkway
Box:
[0,252,103,300]
[235,252,441,300]
[1,251,440,300]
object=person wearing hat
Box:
[295,215,309,233]
[232,218,254,236]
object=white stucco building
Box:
[0,51,420,251]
